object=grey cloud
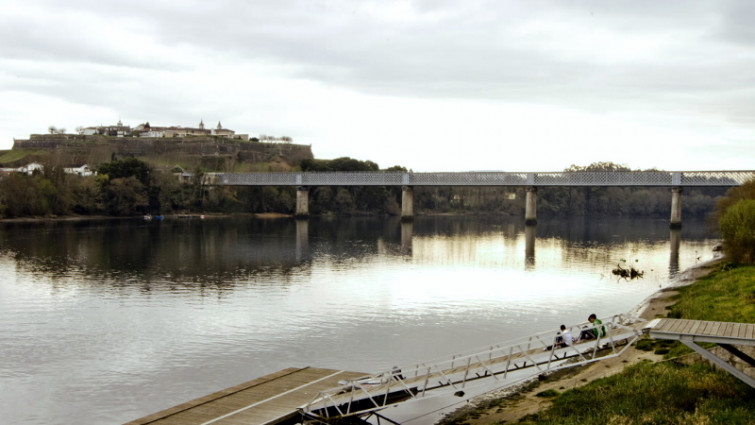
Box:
[4,0,755,130]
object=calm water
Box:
[0,216,720,424]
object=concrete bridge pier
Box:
[525,187,537,225]
[295,186,309,218]
[670,187,682,229]
[401,186,414,222]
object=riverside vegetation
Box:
[439,182,755,425]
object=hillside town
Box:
[43,120,294,143]
[76,119,249,140]
[2,120,303,179]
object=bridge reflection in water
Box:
[293,219,687,276]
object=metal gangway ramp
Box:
[644,318,755,387]
[300,314,645,423]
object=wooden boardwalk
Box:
[646,318,755,343]
[125,367,367,425]
[644,318,755,387]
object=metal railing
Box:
[299,314,646,421]
[205,170,754,187]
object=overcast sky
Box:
[1,0,753,172]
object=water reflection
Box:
[670,228,681,276]
[0,216,718,290]
[296,219,310,262]
[401,221,413,255]
[525,224,536,269]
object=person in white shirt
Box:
[559,324,574,346]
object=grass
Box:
[0,149,48,165]
[517,360,755,425]
[501,264,755,425]
[666,264,755,323]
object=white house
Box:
[64,165,94,177]
[21,163,44,175]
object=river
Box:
[0,215,720,424]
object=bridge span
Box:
[205,170,754,227]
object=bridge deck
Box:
[208,170,754,187]
[125,367,367,425]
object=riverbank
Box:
[0,212,294,224]
[438,257,731,425]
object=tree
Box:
[99,176,149,216]
[96,158,153,215]
[717,178,755,264]
[98,158,151,186]
[719,199,755,264]
[715,178,755,221]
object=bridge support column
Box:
[670,187,682,229]
[401,186,414,222]
[295,186,309,218]
[525,187,537,225]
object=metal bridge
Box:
[207,170,754,187]
[299,314,646,423]
[204,170,754,224]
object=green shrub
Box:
[719,199,755,264]
[635,338,655,351]
[536,389,560,398]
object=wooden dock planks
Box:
[126,367,367,425]
[647,318,755,345]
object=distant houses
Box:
[0,163,95,177]
[0,162,44,176]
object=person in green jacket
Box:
[588,313,606,338]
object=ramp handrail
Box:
[300,314,645,420]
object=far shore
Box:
[0,212,293,224]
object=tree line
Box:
[0,158,733,219]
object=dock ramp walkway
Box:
[300,314,644,422]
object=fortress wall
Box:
[12,136,314,166]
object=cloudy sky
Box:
[1,0,753,172]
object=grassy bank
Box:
[443,264,755,425]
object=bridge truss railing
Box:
[300,314,646,421]
[208,171,754,187]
